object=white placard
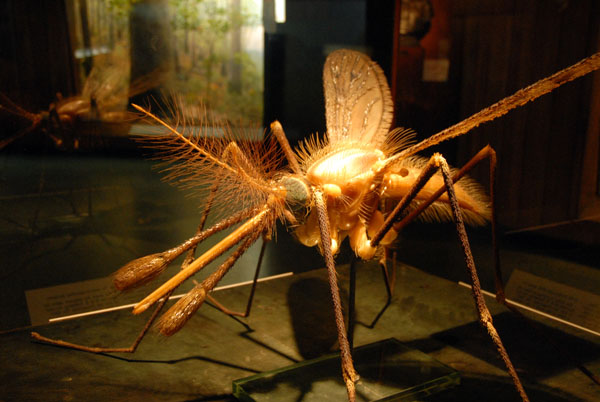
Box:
[505,269,600,333]
[25,271,294,326]
[25,277,146,326]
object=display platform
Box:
[233,338,460,401]
[1,260,599,401]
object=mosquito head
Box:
[277,174,312,216]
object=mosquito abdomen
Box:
[383,158,490,225]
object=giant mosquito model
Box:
[33,49,600,401]
[0,63,161,151]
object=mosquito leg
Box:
[370,156,444,247]
[55,180,222,354]
[156,228,264,336]
[0,94,43,149]
[368,147,496,328]
[219,141,278,197]
[0,123,38,150]
[435,154,529,402]
[238,234,267,318]
[382,247,397,296]
[384,145,500,294]
[385,145,496,236]
[370,150,529,401]
[206,235,269,317]
[31,291,173,354]
[485,151,600,386]
[348,255,357,350]
[363,194,398,329]
[133,205,273,314]
[349,244,396,331]
[182,136,261,268]
[314,189,359,401]
[31,205,262,351]
[196,143,271,318]
[388,145,599,387]
[270,121,301,174]
[223,141,263,176]
[0,93,39,120]
[113,205,261,291]
[361,247,395,329]
[390,52,600,162]
[182,181,220,268]
[48,105,66,148]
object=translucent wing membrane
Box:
[78,64,164,122]
[323,49,394,148]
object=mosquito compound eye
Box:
[279,175,311,212]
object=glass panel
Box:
[67,0,264,126]
[232,338,461,402]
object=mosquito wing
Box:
[323,49,393,148]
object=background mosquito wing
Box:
[323,49,393,148]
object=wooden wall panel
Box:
[0,0,77,110]
[450,0,599,229]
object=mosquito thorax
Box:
[278,175,311,213]
[306,147,385,190]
